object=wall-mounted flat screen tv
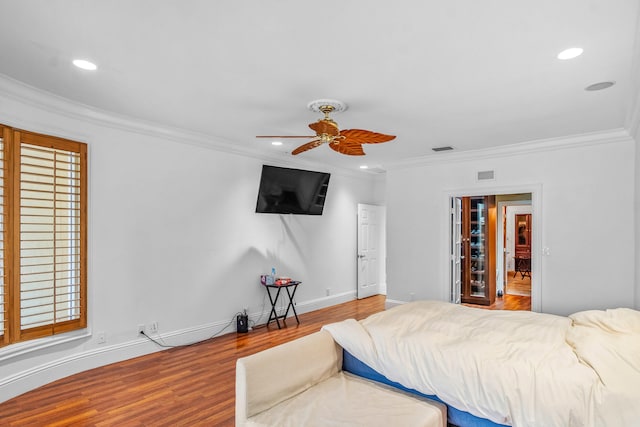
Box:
[255,165,331,215]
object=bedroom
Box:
[0,0,639,424]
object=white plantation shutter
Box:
[1,126,87,346]
[19,142,82,335]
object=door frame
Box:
[444,184,542,312]
[497,201,532,295]
[450,197,462,304]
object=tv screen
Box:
[255,165,330,215]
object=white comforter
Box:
[323,301,640,427]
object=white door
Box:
[357,204,383,299]
[450,197,463,304]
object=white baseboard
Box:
[294,290,356,316]
[0,291,357,403]
[0,320,232,403]
[245,290,356,328]
[0,337,154,403]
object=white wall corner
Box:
[379,281,388,295]
[634,113,640,309]
[625,3,640,310]
[635,137,640,309]
[636,135,640,310]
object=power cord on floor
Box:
[248,292,269,330]
[139,311,244,348]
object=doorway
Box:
[450,192,536,311]
[357,204,385,299]
[499,203,532,299]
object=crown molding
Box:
[0,74,371,180]
[5,73,629,178]
[0,74,235,151]
[385,128,633,171]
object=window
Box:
[1,125,87,347]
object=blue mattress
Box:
[342,350,509,427]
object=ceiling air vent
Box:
[477,170,495,181]
[432,146,453,152]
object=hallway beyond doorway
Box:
[506,270,531,297]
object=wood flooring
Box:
[506,270,532,297]
[463,272,532,311]
[465,293,531,310]
[1,293,531,426]
[0,295,386,427]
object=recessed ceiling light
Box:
[359,165,369,169]
[271,141,283,146]
[557,47,583,60]
[72,59,97,71]
[585,81,615,91]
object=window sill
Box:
[0,329,91,363]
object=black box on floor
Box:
[237,314,249,333]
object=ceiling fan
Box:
[256,99,396,156]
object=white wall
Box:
[0,78,379,402]
[386,132,636,316]
[634,125,640,310]
[631,69,640,311]
[625,12,640,311]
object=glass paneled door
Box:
[461,196,496,306]
[450,197,462,304]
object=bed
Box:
[322,300,640,427]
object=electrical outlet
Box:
[410,292,415,301]
[97,332,106,344]
[138,324,145,335]
[326,288,331,296]
[148,321,158,334]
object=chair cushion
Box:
[236,331,342,420]
[245,372,446,427]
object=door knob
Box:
[357,254,365,259]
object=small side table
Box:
[263,281,301,329]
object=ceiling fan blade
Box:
[292,139,323,155]
[329,140,365,156]
[309,119,340,136]
[339,129,396,144]
[256,135,316,138]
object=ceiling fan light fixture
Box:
[257,99,395,156]
[271,141,283,146]
[557,47,583,60]
[307,99,348,113]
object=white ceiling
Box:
[0,1,638,171]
